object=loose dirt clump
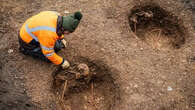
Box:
[52,58,120,110]
[129,3,187,50]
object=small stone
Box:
[167,86,173,91]
[84,105,87,109]
[100,48,105,51]
[64,11,70,14]
[8,49,13,53]
[93,72,97,75]
[134,84,138,88]
[183,72,187,75]
[84,95,88,101]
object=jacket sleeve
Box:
[39,33,64,65]
[42,48,64,65]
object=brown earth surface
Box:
[0,0,195,110]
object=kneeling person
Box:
[19,11,82,69]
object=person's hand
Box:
[61,39,67,48]
[61,60,70,69]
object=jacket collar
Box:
[56,16,63,37]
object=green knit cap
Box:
[62,11,83,32]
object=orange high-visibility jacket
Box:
[20,11,64,65]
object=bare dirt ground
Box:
[0,0,195,110]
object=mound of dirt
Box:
[129,3,187,50]
[52,58,121,110]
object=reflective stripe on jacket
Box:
[20,11,64,65]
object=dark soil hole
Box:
[129,3,186,50]
[52,57,120,110]
[25,103,31,107]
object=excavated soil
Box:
[0,0,195,110]
[129,3,187,50]
[52,57,120,110]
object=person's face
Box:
[64,31,70,35]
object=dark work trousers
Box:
[18,35,64,62]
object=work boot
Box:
[19,46,27,55]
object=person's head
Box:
[62,11,83,34]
